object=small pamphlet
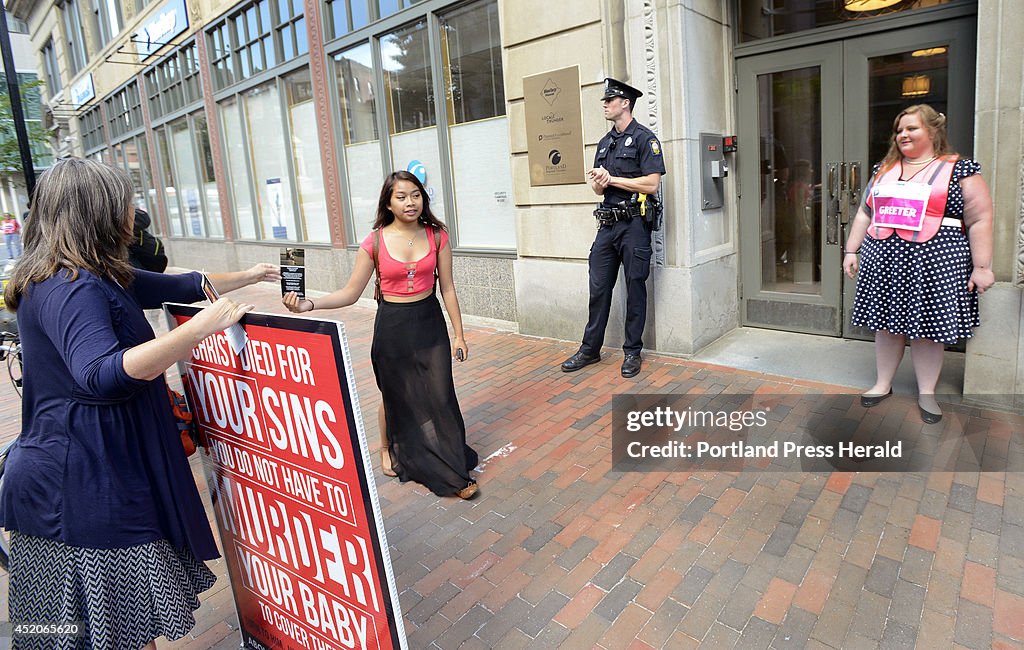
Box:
[201,273,248,356]
[280,248,306,299]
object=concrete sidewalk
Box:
[2,280,1022,649]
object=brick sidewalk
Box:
[2,281,1023,649]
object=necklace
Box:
[392,228,419,247]
[899,156,937,182]
[903,155,936,166]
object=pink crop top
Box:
[360,227,448,297]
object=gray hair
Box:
[4,157,136,309]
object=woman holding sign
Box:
[0,158,279,650]
[843,105,994,424]
[283,171,479,500]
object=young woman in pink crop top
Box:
[282,171,479,500]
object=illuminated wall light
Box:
[901,75,931,97]
[911,47,948,57]
[843,0,905,11]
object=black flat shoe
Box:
[919,405,942,425]
[860,388,893,408]
[621,354,642,378]
[561,350,601,372]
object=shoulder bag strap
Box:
[372,229,382,302]
[433,227,443,289]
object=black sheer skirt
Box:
[371,294,478,496]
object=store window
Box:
[207,0,308,92]
[41,39,62,97]
[208,1,329,244]
[285,68,328,242]
[218,76,330,243]
[334,43,383,242]
[63,0,89,76]
[439,0,512,249]
[382,20,446,223]
[154,112,223,239]
[79,105,105,152]
[220,97,257,239]
[246,83,294,239]
[329,0,512,249]
[155,127,182,236]
[105,82,142,141]
[145,43,202,120]
[110,135,157,232]
[325,0,423,40]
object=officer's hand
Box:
[590,166,610,187]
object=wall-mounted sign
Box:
[135,0,189,61]
[69,74,95,107]
[523,66,585,186]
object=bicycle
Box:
[0,329,20,570]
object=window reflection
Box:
[758,67,822,294]
[738,0,953,43]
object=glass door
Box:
[738,44,845,335]
[840,18,976,339]
[737,17,976,337]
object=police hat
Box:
[601,77,643,103]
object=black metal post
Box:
[0,0,36,198]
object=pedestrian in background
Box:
[2,212,21,259]
[0,157,280,650]
[843,104,994,424]
[560,77,666,379]
[283,170,479,500]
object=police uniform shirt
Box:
[594,119,666,207]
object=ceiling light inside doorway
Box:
[901,74,931,97]
[843,0,905,11]
[911,47,948,57]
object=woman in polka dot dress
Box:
[843,104,994,424]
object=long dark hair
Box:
[371,170,447,233]
[878,104,955,173]
[4,158,135,310]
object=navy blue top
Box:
[0,269,218,560]
[593,118,667,206]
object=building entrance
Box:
[736,8,976,337]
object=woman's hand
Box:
[452,336,469,362]
[843,252,859,278]
[248,263,281,284]
[190,297,254,338]
[968,267,995,295]
[282,291,314,313]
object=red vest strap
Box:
[866,156,957,243]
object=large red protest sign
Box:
[166,305,406,650]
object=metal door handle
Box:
[847,162,861,210]
[825,162,840,245]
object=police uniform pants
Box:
[581,216,652,356]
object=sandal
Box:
[456,481,479,500]
[381,449,397,477]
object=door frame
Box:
[736,44,845,336]
[735,5,978,338]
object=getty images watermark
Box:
[611,393,1023,473]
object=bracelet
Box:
[307,299,315,310]
[843,249,860,255]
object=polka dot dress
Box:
[851,158,981,345]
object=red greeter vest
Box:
[866,155,957,243]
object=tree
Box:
[0,77,51,173]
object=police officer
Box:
[560,78,666,378]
